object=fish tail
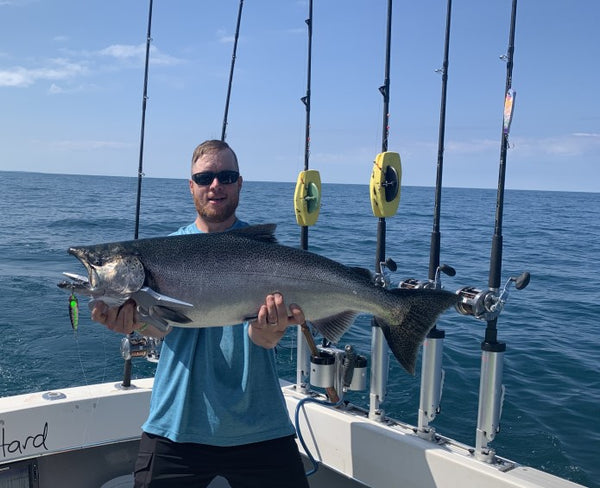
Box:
[374,288,457,375]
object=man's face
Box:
[189,148,242,226]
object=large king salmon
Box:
[59,224,456,374]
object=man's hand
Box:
[91,299,167,338]
[249,293,305,349]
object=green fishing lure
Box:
[69,293,79,330]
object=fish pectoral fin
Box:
[136,309,171,333]
[311,312,357,344]
[151,305,193,325]
[131,287,193,327]
[131,286,193,311]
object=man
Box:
[92,140,310,487]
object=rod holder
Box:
[296,326,310,394]
[417,332,445,439]
[475,349,505,462]
[369,318,389,421]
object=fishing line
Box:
[72,319,110,387]
[73,329,90,387]
[221,0,244,141]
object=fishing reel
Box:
[399,264,456,291]
[120,335,162,363]
[455,271,530,321]
[375,258,398,288]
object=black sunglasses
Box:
[191,170,240,186]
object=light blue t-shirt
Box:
[142,220,296,446]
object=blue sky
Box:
[0,0,598,192]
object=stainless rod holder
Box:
[417,334,445,439]
[369,321,389,421]
[475,349,505,462]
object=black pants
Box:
[134,432,310,488]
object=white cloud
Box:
[407,133,600,160]
[0,58,86,87]
[99,44,146,60]
[509,133,600,157]
[47,82,96,95]
[217,29,235,44]
[48,83,63,94]
[99,43,183,66]
[0,42,182,89]
[0,67,30,87]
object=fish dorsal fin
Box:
[229,224,278,244]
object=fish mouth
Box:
[60,247,100,291]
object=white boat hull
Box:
[0,379,584,488]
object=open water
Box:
[0,170,598,487]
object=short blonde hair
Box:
[191,140,239,170]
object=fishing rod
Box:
[122,2,246,379]
[293,0,322,396]
[221,0,244,142]
[294,0,321,251]
[454,0,530,461]
[368,0,402,422]
[133,0,153,241]
[405,0,455,440]
[475,0,520,460]
[428,0,453,286]
[123,0,154,388]
[297,0,316,251]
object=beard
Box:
[194,194,239,224]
